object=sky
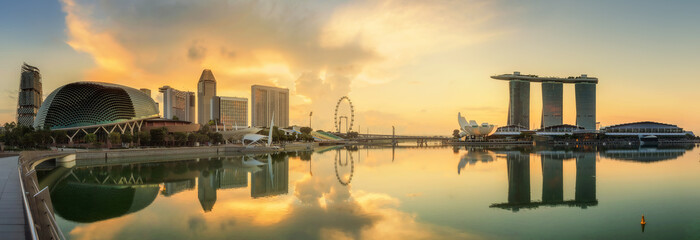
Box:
[1,0,699,135]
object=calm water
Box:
[39,144,700,239]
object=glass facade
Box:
[213,96,248,127]
[159,86,195,122]
[541,82,563,128]
[251,85,289,127]
[33,82,158,130]
[575,83,596,129]
[508,80,530,129]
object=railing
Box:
[18,166,38,240]
[18,153,67,240]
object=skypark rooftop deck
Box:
[491,72,598,84]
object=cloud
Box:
[60,0,500,131]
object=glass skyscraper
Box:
[508,80,530,129]
[575,83,596,130]
[541,82,563,128]
[251,85,289,128]
[211,96,248,127]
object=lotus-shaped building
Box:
[458,112,496,137]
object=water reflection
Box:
[334,149,354,185]
[482,144,695,212]
[457,147,495,174]
[35,143,699,239]
[46,154,292,221]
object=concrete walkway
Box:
[0,156,27,240]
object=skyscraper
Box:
[211,96,248,127]
[159,86,195,122]
[17,63,42,127]
[541,82,563,128]
[508,80,530,129]
[251,85,289,128]
[575,82,596,130]
[197,69,217,125]
[492,72,597,130]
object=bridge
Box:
[328,133,451,146]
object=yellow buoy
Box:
[641,215,646,225]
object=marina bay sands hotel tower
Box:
[491,72,598,130]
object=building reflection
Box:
[198,170,217,212]
[507,151,531,206]
[44,153,293,222]
[457,147,495,174]
[251,154,289,198]
[491,151,598,212]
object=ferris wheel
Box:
[334,96,355,133]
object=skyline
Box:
[2,1,700,135]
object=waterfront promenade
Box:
[0,155,26,240]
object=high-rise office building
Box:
[197,69,217,125]
[159,86,195,122]
[575,82,596,130]
[251,85,289,128]
[211,96,248,127]
[17,63,42,127]
[541,82,563,128]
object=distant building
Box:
[139,88,151,97]
[492,125,529,137]
[211,96,248,127]
[34,82,158,130]
[17,63,42,127]
[251,85,289,128]
[575,82,596,130]
[34,82,159,143]
[197,69,217,125]
[492,72,598,130]
[141,118,200,133]
[159,86,195,122]
[601,121,693,138]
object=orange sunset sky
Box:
[1,0,699,135]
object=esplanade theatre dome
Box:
[34,82,159,130]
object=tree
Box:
[51,130,68,145]
[84,133,98,148]
[174,132,188,146]
[122,132,133,143]
[452,129,461,139]
[150,128,167,146]
[172,116,179,121]
[300,127,313,135]
[138,131,151,146]
[187,133,197,145]
[209,132,224,144]
[109,132,122,146]
[195,133,210,143]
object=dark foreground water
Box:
[38,144,700,239]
